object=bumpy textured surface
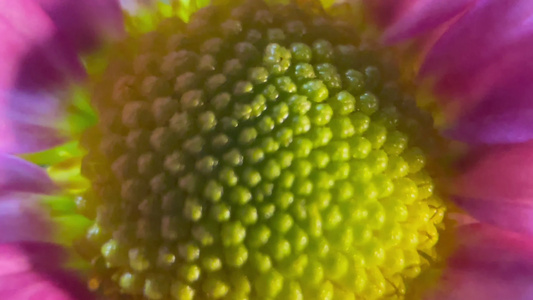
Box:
[77,1,445,299]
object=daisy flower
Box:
[2,0,533,299]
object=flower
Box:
[1,0,533,299]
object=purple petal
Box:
[0,195,51,243]
[422,0,533,80]
[382,0,474,43]
[451,142,533,235]
[35,0,123,52]
[0,91,66,154]
[0,242,64,276]
[0,154,56,195]
[0,0,122,154]
[0,0,122,94]
[0,269,93,300]
[374,0,533,144]
[453,142,533,201]
[0,0,84,93]
[454,197,533,236]
[0,122,65,154]
[0,242,92,299]
[425,224,533,300]
[443,41,533,144]
[419,0,533,139]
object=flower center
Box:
[77,1,446,299]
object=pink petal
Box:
[0,195,51,243]
[443,38,533,144]
[0,0,122,93]
[381,0,475,43]
[0,0,84,93]
[374,0,533,144]
[0,154,56,195]
[422,0,533,78]
[454,142,533,201]
[0,269,93,300]
[0,122,65,154]
[452,142,533,235]
[0,242,64,276]
[0,242,91,299]
[454,197,533,236]
[421,0,533,118]
[0,91,65,154]
[425,223,533,300]
[35,0,123,52]
[0,0,122,154]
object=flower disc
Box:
[77,1,446,299]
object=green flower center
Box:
[76,1,446,299]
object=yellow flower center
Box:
[72,1,448,299]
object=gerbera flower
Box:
[2,0,533,299]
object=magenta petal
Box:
[0,195,51,243]
[420,0,533,122]
[0,154,55,195]
[0,0,122,94]
[452,142,533,234]
[444,42,533,144]
[453,142,533,201]
[0,122,65,154]
[0,242,91,299]
[0,0,84,92]
[422,0,533,78]
[425,224,533,300]
[0,242,64,276]
[0,91,65,154]
[454,197,533,236]
[0,269,93,300]
[35,0,123,52]
[383,0,474,43]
